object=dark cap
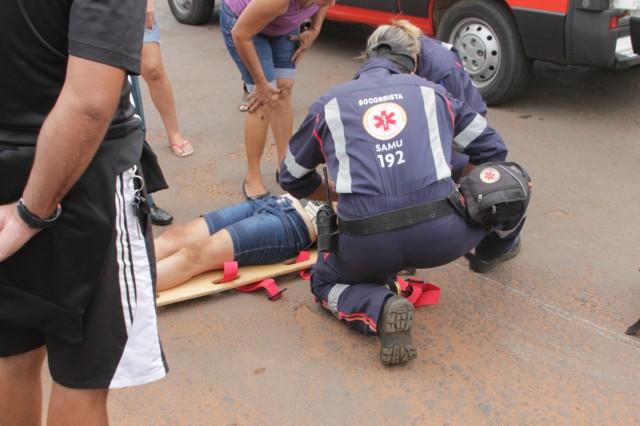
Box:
[369,42,416,73]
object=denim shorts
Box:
[144,11,161,43]
[219,0,298,91]
[202,196,312,265]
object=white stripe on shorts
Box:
[110,167,167,388]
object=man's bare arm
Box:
[0,55,126,261]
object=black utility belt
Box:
[338,198,456,236]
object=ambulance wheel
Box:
[436,0,532,105]
[168,0,214,25]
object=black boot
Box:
[149,204,173,226]
[379,295,417,365]
[626,318,640,335]
[467,235,521,273]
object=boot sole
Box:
[380,297,417,365]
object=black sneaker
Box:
[150,204,174,226]
[379,295,417,365]
[467,236,521,273]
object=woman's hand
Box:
[289,27,320,65]
[247,82,281,114]
[145,0,156,29]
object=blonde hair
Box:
[364,19,423,59]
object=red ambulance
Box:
[169,0,640,104]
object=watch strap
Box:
[16,198,62,229]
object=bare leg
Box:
[243,104,271,197]
[141,42,193,156]
[154,217,210,261]
[0,347,45,426]
[270,78,294,165]
[156,229,235,291]
[48,383,108,426]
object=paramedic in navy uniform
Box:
[279,41,524,365]
[367,19,488,181]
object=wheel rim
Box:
[448,17,500,89]
[173,0,193,14]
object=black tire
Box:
[436,0,532,105]
[168,0,214,25]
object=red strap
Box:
[395,277,440,307]
[217,261,239,283]
[235,278,286,301]
[213,261,286,301]
[296,250,312,280]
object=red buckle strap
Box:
[217,261,287,301]
[395,276,440,307]
[235,278,287,301]
[212,250,313,301]
[296,250,312,280]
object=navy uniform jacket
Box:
[417,36,487,116]
[279,58,507,219]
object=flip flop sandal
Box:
[169,140,194,157]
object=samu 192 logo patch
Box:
[479,166,501,184]
[362,102,407,141]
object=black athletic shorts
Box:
[0,131,168,389]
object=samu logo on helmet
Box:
[362,102,407,141]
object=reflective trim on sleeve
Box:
[441,41,454,50]
[325,98,352,193]
[453,113,488,150]
[327,283,350,317]
[420,86,450,181]
[283,147,315,179]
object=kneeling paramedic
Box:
[279,40,530,365]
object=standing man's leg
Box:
[48,385,108,426]
[0,346,45,425]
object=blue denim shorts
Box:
[202,196,312,265]
[219,1,298,92]
[144,11,161,43]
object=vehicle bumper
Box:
[568,2,640,67]
[613,33,640,68]
[513,2,640,68]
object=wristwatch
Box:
[16,198,62,229]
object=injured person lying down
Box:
[154,193,321,292]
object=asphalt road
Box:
[74,2,640,424]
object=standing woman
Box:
[142,0,195,157]
[220,0,334,200]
